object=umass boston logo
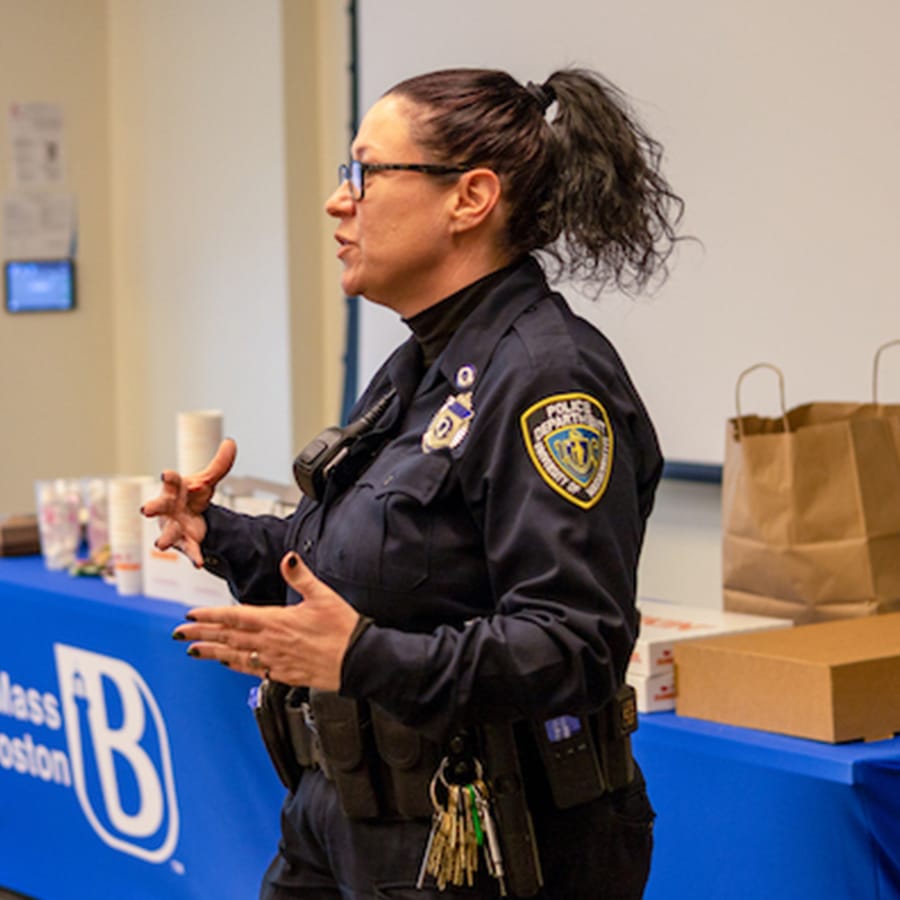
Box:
[0,645,179,863]
[520,392,614,509]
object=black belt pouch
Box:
[310,690,380,819]
[254,679,302,791]
[371,705,439,819]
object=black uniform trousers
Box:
[258,766,654,899]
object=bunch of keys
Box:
[417,756,507,895]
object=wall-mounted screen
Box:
[4,259,76,313]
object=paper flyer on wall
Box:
[1,191,76,260]
[8,101,65,188]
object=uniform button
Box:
[302,539,314,553]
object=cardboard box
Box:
[140,481,234,607]
[141,542,186,601]
[219,476,300,518]
[627,601,789,714]
[628,670,676,713]
[631,599,790,677]
[182,563,237,607]
[0,514,41,556]
[675,613,900,743]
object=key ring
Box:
[428,755,485,810]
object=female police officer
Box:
[149,67,683,898]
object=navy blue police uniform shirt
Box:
[202,256,663,743]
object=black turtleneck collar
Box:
[403,261,522,368]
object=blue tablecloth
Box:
[5,555,899,899]
[635,710,900,899]
[0,556,285,900]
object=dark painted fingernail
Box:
[287,553,299,568]
[185,613,197,622]
[139,505,146,515]
[172,630,187,641]
[187,647,200,657]
[220,660,231,668]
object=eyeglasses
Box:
[337,159,472,201]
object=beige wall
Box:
[0,0,116,511]
[282,0,349,453]
[108,0,289,482]
[0,0,348,514]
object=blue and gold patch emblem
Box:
[520,392,613,509]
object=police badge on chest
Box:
[421,392,474,454]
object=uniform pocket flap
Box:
[371,453,452,504]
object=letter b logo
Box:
[54,644,179,862]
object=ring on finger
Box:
[249,650,262,669]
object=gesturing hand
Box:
[141,438,237,568]
[172,551,361,691]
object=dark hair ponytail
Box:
[388,67,684,295]
[542,69,683,293]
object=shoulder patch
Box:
[520,392,613,509]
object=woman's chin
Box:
[340,273,360,298]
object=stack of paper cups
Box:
[177,410,224,475]
[141,479,185,603]
[108,476,153,596]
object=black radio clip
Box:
[292,388,397,502]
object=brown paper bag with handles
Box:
[722,340,900,623]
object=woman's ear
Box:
[448,168,503,234]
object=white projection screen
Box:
[352,0,900,470]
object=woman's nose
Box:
[325,180,354,217]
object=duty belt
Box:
[254,682,638,815]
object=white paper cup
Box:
[108,476,153,596]
[177,409,224,475]
[112,544,143,595]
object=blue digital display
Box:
[544,715,583,742]
[4,259,76,313]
